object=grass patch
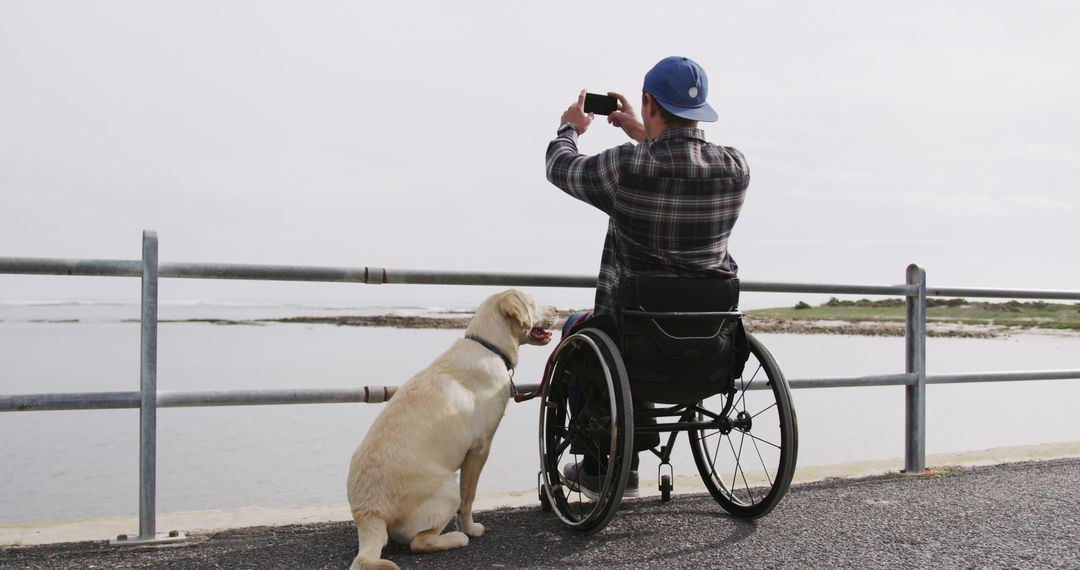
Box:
[933,465,964,477]
[750,298,1080,331]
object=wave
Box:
[0,300,134,307]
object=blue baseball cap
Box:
[643,56,718,122]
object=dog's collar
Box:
[465,334,514,371]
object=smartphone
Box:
[583,93,618,116]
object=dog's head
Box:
[473,288,558,347]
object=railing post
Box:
[139,230,159,539]
[904,264,927,472]
[112,231,185,546]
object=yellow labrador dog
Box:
[347,289,557,570]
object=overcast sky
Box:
[2,1,1077,309]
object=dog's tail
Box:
[349,516,399,570]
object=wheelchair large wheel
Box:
[689,332,798,519]
[538,327,634,533]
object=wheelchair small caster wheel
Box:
[539,488,553,512]
[660,474,672,503]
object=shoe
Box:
[561,461,601,500]
[561,462,639,501]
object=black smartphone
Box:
[583,93,618,115]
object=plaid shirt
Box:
[545,127,749,315]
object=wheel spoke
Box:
[741,363,764,413]
[741,431,781,451]
[750,402,777,420]
[726,434,741,499]
[748,359,764,386]
[730,362,763,413]
[731,431,756,505]
[711,429,726,486]
[697,429,722,442]
[749,431,774,487]
[569,455,585,518]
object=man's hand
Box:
[559,89,594,134]
[606,91,645,143]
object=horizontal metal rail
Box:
[0,257,920,297]
[9,256,1080,302]
[0,258,142,277]
[741,280,917,296]
[0,387,399,412]
[164,263,602,288]
[10,256,1080,301]
[6,369,1080,412]
[785,373,917,389]
[927,287,1080,301]
[0,257,598,288]
[0,391,143,411]
[927,369,1080,384]
[158,387,398,407]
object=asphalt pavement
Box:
[2,458,1078,569]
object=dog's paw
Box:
[349,559,400,570]
[463,522,485,537]
[411,530,469,553]
[445,531,470,548]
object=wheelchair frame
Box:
[533,308,799,534]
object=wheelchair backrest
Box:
[617,275,749,404]
[620,274,740,340]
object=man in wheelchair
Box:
[544,56,751,499]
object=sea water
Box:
[1,302,1078,524]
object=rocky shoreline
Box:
[157,313,1063,339]
[742,317,1001,338]
[261,315,475,329]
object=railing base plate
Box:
[109,531,188,547]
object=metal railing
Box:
[2,231,1079,543]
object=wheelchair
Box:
[534,275,798,533]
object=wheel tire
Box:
[689,332,798,519]
[660,474,672,503]
[538,328,634,534]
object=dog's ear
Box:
[497,289,531,331]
